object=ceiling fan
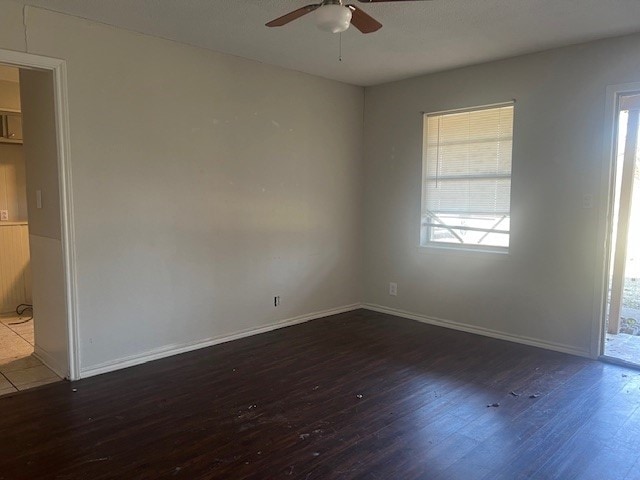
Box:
[266,0,428,34]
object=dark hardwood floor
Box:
[1,309,640,479]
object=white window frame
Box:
[420,102,514,253]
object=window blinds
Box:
[423,104,513,216]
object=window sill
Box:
[417,243,510,257]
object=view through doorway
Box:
[604,93,640,366]
[0,63,62,395]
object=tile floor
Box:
[0,311,61,397]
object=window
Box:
[421,103,514,251]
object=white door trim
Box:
[0,48,80,380]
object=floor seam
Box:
[0,371,18,390]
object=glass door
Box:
[604,95,640,364]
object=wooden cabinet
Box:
[0,110,23,144]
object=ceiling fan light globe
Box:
[316,5,352,33]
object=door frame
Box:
[593,82,640,359]
[0,48,79,380]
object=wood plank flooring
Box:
[1,309,640,479]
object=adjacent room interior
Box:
[0,64,62,394]
[2,0,640,478]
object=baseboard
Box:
[80,303,362,379]
[363,303,591,358]
[34,345,69,379]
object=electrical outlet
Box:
[0,210,8,221]
[389,282,398,296]
[274,296,281,307]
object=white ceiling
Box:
[14,0,640,86]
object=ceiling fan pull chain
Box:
[339,32,343,62]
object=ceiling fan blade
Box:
[357,0,432,2]
[266,4,321,27]
[346,5,383,33]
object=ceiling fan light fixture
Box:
[315,4,352,33]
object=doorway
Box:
[603,93,640,365]
[0,49,78,390]
[0,63,60,395]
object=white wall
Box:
[363,33,640,357]
[29,234,68,374]
[19,69,61,240]
[0,1,364,374]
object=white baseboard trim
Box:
[80,303,361,379]
[34,345,69,379]
[363,303,591,358]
